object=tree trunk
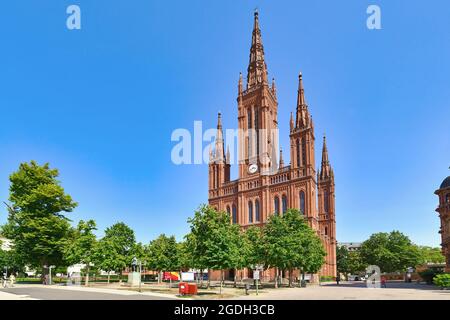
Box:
[289,268,292,287]
[274,268,278,289]
[85,266,90,286]
[207,269,211,289]
[233,269,237,288]
[107,272,110,284]
[220,270,223,295]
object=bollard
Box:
[245,283,250,295]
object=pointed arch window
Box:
[248,201,253,223]
[301,137,307,167]
[300,191,306,215]
[296,139,301,167]
[282,195,288,214]
[226,206,231,215]
[232,205,237,224]
[324,190,329,213]
[325,227,328,236]
[255,199,260,222]
[274,196,280,215]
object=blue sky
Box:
[0,1,449,246]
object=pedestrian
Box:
[381,276,387,288]
[336,275,341,285]
[2,273,7,288]
[9,273,15,287]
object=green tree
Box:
[64,220,97,286]
[186,205,241,292]
[347,251,366,275]
[2,161,77,279]
[93,222,136,282]
[359,231,421,273]
[147,234,179,284]
[263,209,325,287]
[417,246,445,264]
[336,245,349,276]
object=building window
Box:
[247,108,252,158]
[446,194,450,204]
[301,137,307,167]
[325,227,328,236]
[324,190,329,213]
[226,206,230,215]
[248,201,253,223]
[232,205,237,224]
[296,139,300,167]
[300,191,306,215]
[255,199,260,222]
[274,196,280,215]
[282,195,288,214]
[254,109,259,156]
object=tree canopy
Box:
[2,161,77,272]
[359,231,421,273]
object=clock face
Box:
[248,164,258,174]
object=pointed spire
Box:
[226,145,231,164]
[320,135,333,181]
[290,112,294,132]
[246,10,268,89]
[279,148,284,168]
[295,72,310,129]
[271,77,277,95]
[321,135,329,165]
[215,112,225,163]
[238,72,243,96]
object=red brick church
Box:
[208,11,336,280]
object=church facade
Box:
[208,12,336,279]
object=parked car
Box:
[348,275,365,281]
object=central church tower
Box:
[238,11,279,178]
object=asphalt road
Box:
[0,287,175,300]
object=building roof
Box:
[440,176,450,189]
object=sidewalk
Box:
[12,284,186,300]
[0,289,36,300]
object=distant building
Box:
[0,237,12,251]
[339,242,362,252]
[435,172,450,272]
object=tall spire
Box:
[215,112,225,163]
[320,135,332,180]
[296,72,310,129]
[246,10,268,89]
[238,72,243,96]
[279,148,284,168]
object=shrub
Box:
[433,274,450,289]
[419,269,443,284]
[320,276,334,282]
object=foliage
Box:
[0,248,24,274]
[185,205,241,282]
[2,161,77,273]
[93,222,136,275]
[419,268,444,284]
[433,273,450,289]
[264,209,325,274]
[417,246,446,264]
[320,275,334,282]
[147,234,180,273]
[64,220,97,266]
[359,231,422,273]
[336,245,349,275]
